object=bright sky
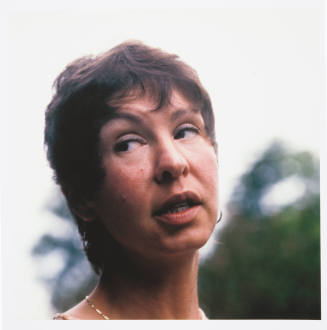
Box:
[1,0,325,325]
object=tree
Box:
[32,192,98,312]
[199,142,320,319]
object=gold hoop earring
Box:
[217,211,222,224]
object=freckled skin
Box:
[94,91,219,261]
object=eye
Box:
[174,125,199,140]
[114,137,145,153]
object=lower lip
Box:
[154,205,200,226]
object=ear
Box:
[61,187,97,222]
[70,201,97,222]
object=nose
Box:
[154,140,189,184]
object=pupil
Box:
[116,142,128,152]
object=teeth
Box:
[167,202,190,214]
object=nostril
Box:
[155,170,173,184]
[161,171,174,183]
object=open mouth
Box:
[156,200,198,215]
[153,192,201,225]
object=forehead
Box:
[112,90,195,115]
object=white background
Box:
[1,0,325,326]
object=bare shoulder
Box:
[53,313,78,320]
[53,299,99,320]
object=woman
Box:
[45,41,219,320]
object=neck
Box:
[90,250,201,319]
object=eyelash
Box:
[174,125,199,139]
[114,138,144,153]
[113,124,200,153]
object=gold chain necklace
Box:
[85,295,207,320]
[85,296,110,320]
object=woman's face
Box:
[94,90,218,260]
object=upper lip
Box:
[153,191,202,216]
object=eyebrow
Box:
[106,112,145,126]
[170,108,199,121]
[107,107,199,125]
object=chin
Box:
[157,225,214,256]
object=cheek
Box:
[193,146,219,207]
[95,161,150,222]
[112,166,146,191]
[193,144,218,181]
[94,161,156,251]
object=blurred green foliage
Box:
[32,193,98,312]
[33,141,320,318]
[199,142,320,319]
